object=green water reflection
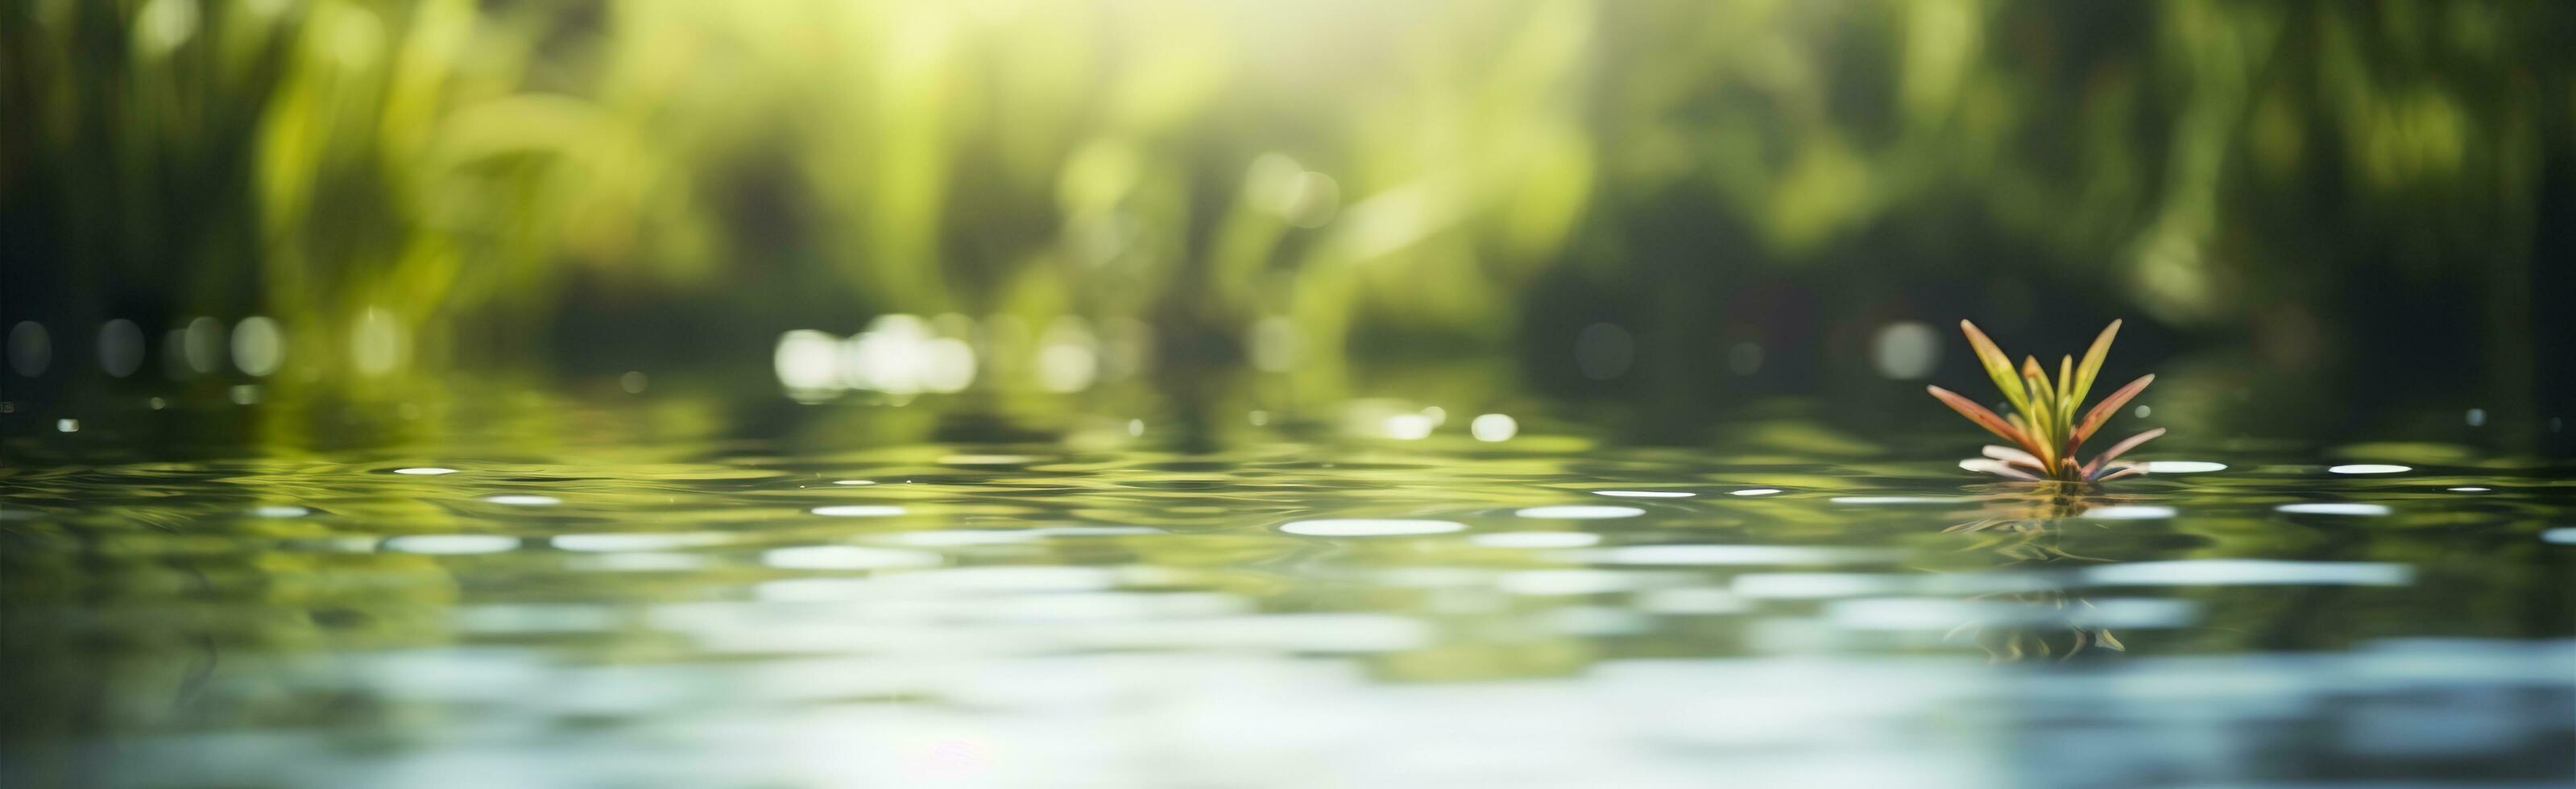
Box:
[3,386,2570,787]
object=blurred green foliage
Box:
[4,0,2570,411]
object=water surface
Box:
[3,399,2571,787]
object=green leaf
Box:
[1959,321,2028,414]
[2055,355,2076,428]
[2019,357,2056,470]
[2070,320,2120,411]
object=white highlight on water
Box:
[553,533,727,552]
[2081,560,2412,587]
[2277,502,2392,516]
[1828,597,2197,630]
[1581,544,1886,566]
[385,535,520,555]
[2143,461,2227,473]
[2328,464,2411,475]
[1498,569,1650,597]
[762,546,943,571]
[1468,531,1603,549]
[2086,506,2176,520]
[1514,506,1646,519]
[812,505,908,518]
[1380,413,1435,440]
[1278,518,1467,537]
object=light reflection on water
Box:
[2,409,2572,787]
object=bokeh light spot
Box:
[9,321,52,377]
[97,320,144,378]
[231,316,284,376]
[1870,321,1940,379]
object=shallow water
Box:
[3,398,2573,787]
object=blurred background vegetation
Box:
[4,0,2572,453]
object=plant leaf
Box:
[2070,320,2120,409]
[1929,386,2045,459]
[2083,428,2165,478]
[1960,458,2042,481]
[2055,355,2076,426]
[2094,465,2146,482]
[1981,444,2045,470]
[2073,374,2154,445]
[1959,321,2028,413]
[2019,356,2052,420]
[2019,357,2056,469]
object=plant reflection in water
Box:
[1939,485,2148,662]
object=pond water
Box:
[2,394,2572,787]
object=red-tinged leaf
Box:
[2073,374,2154,445]
[1929,386,2044,457]
[2082,428,2165,478]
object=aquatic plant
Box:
[1928,320,2160,483]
